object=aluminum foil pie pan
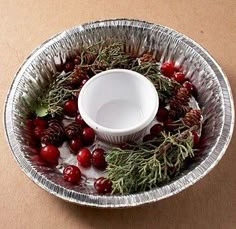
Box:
[4,19,234,208]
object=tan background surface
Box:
[0,0,235,228]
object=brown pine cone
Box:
[139,53,156,63]
[41,120,65,146]
[64,122,81,139]
[169,87,191,119]
[63,66,88,88]
[169,106,191,120]
[170,87,190,108]
[183,109,201,127]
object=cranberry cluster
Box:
[63,147,111,194]
[160,61,195,89]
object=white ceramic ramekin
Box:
[78,69,159,144]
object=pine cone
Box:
[170,87,190,108]
[169,87,191,119]
[64,122,81,139]
[169,106,191,120]
[63,66,88,88]
[183,109,201,127]
[139,53,156,63]
[41,120,65,146]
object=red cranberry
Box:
[174,72,185,83]
[64,61,74,72]
[156,107,169,122]
[40,145,60,165]
[191,131,199,146]
[75,114,87,127]
[34,117,47,128]
[183,81,195,92]
[77,148,91,168]
[160,62,175,78]
[34,126,45,139]
[143,134,156,142]
[92,148,107,170]
[150,124,163,136]
[94,177,112,194]
[69,138,83,153]
[63,165,81,184]
[63,99,78,117]
[82,127,95,146]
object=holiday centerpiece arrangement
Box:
[23,41,203,195]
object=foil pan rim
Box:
[4,18,235,208]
